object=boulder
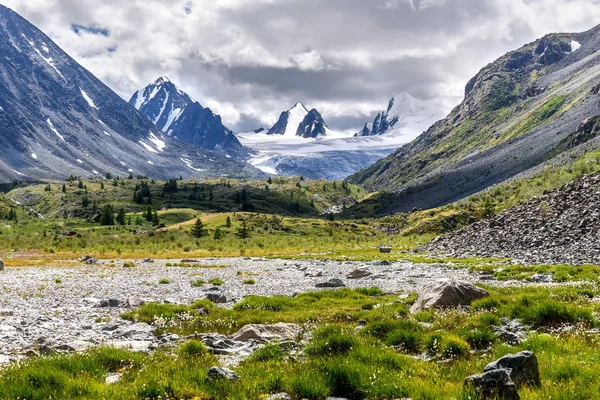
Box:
[316,278,346,288]
[0,259,4,271]
[484,351,540,387]
[206,293,227,304]
[494,319,527,344]
[96,299,124,308]
[464,369,520,400]
[347,268,372,279]
[230,323,303,343]
[206,366,240,381]
[410,280,489,313]
[530,274,553,283]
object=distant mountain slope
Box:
[0,5,260,182]
[355,92,446,138]
[266,103,329,138]
[349,24,600,213]
[130,78,246,156]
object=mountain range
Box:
[130,77,246,157]
[0,4,260,182]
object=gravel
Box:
[0,257,534,364]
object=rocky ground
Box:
[427,172,600,265]
[0,257,529,364]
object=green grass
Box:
[2,285,600,399]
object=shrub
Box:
[323,359,367,400]
[233,296,293,312]
[248,344,286,362]
[209,278,224,286]
[305,326,356,356]
[424,331,444,355]
[386,327,424,353]
[289,371,331,400]
[463,328,497,350]
[514,300,595,327]
[354,287,383,296]
[178,340,207,357]
[440,335,470,359]
[243,278,256,285]
[158,278,170,285]
[191,279,205,287]
[122,261,136,268]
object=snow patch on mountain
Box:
[80,88,98,110]
[46,119,65,141]
[571,40,581,52]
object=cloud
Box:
[3,0,600,133]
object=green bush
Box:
[305,326,356,356]
[242,278,256,285]
[386,327,423,353]
[440,335,470,359]
[158,278,170,284]
[323,359,367,400]
[463,328,497,350]
[513,300,595,327]
[122,261,136,268]
[233,296,293,312]
[191,279,205,287]
[289,371,331,400]
[178,340,207,357]
[354,287,383,296]
[248,344,286,362]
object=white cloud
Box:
[3,0,600,133]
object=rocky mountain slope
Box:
[130,77,246,156]
[0,5,260,182]
[355,92,446,138]
[266,103,329,138]
[427,171,600,265]
[350,24,600,213]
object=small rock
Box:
[530,274,553,283]
[410,280,489,313]
[105,373,122,384]
[316,278,346,288]
[96,299,123,308]
[347,268,372,279]
[265,394,291,400]
[143,258,154,263]
[464,369,520,400]
[206,366,240,381]
[206,293,227,304]
[230,323,303,343]
[484,351,540,387]
[0,259,4,271]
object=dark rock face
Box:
[0,5,261,182]
[130,78,246,156]
[464,369,520,400]
[427,171,600,265]
[296,109,328,138]
[484,351,540,387]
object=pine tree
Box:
[213,228,223,240]
[99,205,115,225]
[225,216,232,228]
[190,218,208,238]
[100,182,105,190]
[152,210,159,226]
[78,180,84,189]
[237,220,250,239]
[62,184,66,193]
[267,177,273,184]
[116,207,126,225]
[145,205,153,222]
[92,199,98,215]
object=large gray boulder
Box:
[206,366,240,381]
[230,323,303,343]
[464,369,520,400]
[484,351,540,387]
[316,278,346,288]
[410,280,489,313]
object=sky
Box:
[3,0,600,133]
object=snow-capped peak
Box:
[155,76,171,85]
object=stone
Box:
[495,319,527,344]
[105,373,122,384]
[85,257,97,265]
[347,268,372,279]
[265,394,291,400]
[484,351,540,387]
[410,280,489,313]
[0,259,4,271]
[96,299,123,308]
[206,293,227,304]
[230,323,303,343]
[143,258,154,263]
[206,366,240,381]
[316,278,346,288]
[530,274,553,283]
[464,369,520,400]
